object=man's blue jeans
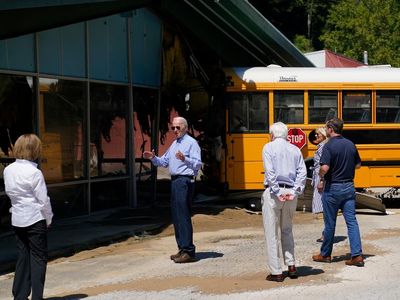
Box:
[171,176,195,257]
[321,182,362,257]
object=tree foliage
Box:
[294,34,314,52]
[321,0,400,66]
[250,0,338,50]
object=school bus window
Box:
[274,91,303,124]
[308,91,338,124]
[249,93,268,131]
[342,91,371,123]
[229,93,248,133]
[228,93,268,133]
[376,91,400,123]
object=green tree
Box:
[321,0,400,66]
[250,0,338,50]
[294,34,314,52]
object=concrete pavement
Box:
[1,206,399,299]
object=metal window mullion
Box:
[246,94,250,129]
[304,90,308,125]
[151,20,164,206]
[127,15,136,208]
[151,89,161,205]
[149,17,165,205]
[34,33,42,170]
[85,21,92,214]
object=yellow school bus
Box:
[222,66,400,191]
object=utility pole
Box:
[307,0,314,47]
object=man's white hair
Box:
[269,122,288,139]
[173,116,188,128]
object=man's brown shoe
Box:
[345,255,364,267]
[288,265,298,279]
[266,274,285,282]
[170,251,182,260]
[312,253,332,263]
[173,253,196,263]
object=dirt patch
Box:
[364,228,400,241]
[52,207,263,264]
[66,271,328,297]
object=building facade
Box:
[0,8,162,229]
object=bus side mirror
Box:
[309,129,318,145]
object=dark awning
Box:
[0,0,313,67]
[0,0,155,39]
[156,0,313,67]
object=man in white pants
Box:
[261,122,307,282]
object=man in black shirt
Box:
[312,117,364,267]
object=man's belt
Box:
[264,183,294,189]
[328,180,353,184]
[171,175,195,180]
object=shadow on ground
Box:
[46,294,88,300]
[290,266,324,278]
[196,251,224,260]
[332,253,374,263]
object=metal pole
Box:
[127,14,137,208]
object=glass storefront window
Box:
[133,87,159,207]
[274,91,304,124]
[376,91,400,123]
[0,74,34,231]
[91,179,128,211]
[342,91,371,123]
[133,87,157,182]
[0,193,11,234]
[0,74,34,191]
[39,78,86,183]
[48,184,87,218]
[0,8,164,222]
[90,83,129,178]
[308,91,338,123]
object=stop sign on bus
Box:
[287,128,306,149]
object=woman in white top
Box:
[3,134,53,300]
[311,127,328,242]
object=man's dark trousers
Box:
[171,176,195,257]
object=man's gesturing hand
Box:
[143,149,155,159]
[175,150,185,161]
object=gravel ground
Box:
[0,206,399,300]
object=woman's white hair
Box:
[269,122,288,139]
[316,127,327,139]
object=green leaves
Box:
[321,0,400,66]
[294,35,314,52]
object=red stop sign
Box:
[287,128,306,149]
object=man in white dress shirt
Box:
[261,122,307,282]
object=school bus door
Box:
[226,133,269,190]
